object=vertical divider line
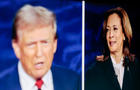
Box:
[82,1,85,90]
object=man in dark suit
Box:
[0,4,80,90]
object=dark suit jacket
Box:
[0,64,81,90]
[85,56,140,90]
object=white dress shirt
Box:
[18,61,54,90]
[111,55,124,89]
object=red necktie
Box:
[35,79,44,90]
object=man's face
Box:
[12,26,57,80]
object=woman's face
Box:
[106,13,125,54]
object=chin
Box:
[34,74,44,80]
[33,71,46,79]
[109,48,117,53]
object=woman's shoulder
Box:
[127,55,140,66]
[134,57,140,63]
[126,56,140,73]
[132,56,140,68]
[86,60,107,75]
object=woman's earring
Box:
[124,37,125,40]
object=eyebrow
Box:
[27,39,51,43]
[106,25,117,28]
[113,25,117,27]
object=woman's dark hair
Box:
[102,7,134,62]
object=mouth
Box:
[109,41,116,47]
[35,61,44,70]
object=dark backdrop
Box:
[85,0,140,71]
[0,0,82,75]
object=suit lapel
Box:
[7,65,21,90]
[103,57,121,90]
[122,57,133,90]
[122,66,130,90]
[51,66,60,90]
[14,66,22,90]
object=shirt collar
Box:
[18,61,35,89]
[42,68,53,88]
[110,55,124,66]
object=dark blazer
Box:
[0,64,81,90]
[85,56,140,90]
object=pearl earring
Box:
[124,37,125,40]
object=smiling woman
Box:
[102,7,133,61]
[106,13,125,64]
[85,7,140,90]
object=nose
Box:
[36,43,43,57]
[109,30,114,39]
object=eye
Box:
[113,27,118,30]
[41,40,48,45]
[106,28,110,32]
[26,42,36,48]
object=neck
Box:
[110,50,123,64]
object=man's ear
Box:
[53,39,57,53]
[12,40,21,59]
